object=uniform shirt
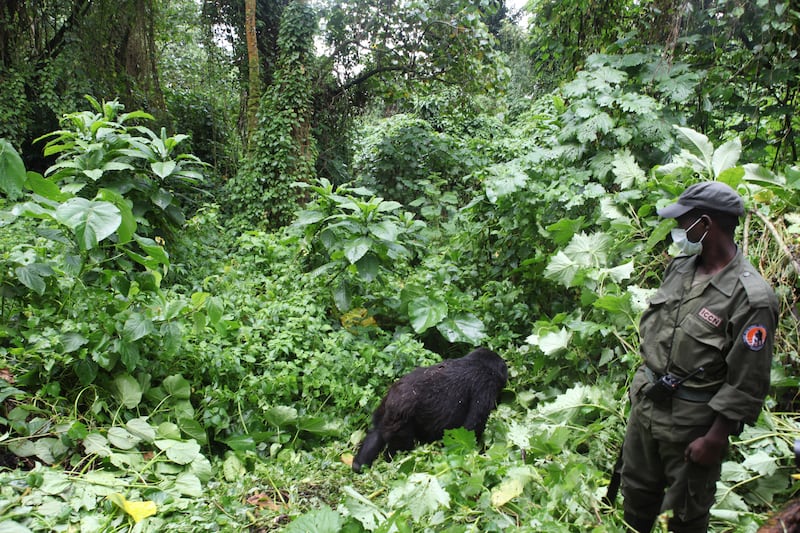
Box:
[630,250,778,442]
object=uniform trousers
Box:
[621,403,721,533]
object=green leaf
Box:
[564,232,612,267]
[265,405,299,427]
[83,169,103,181]
[133,234,170,267]
[646,218,675,252]
[61,332,88,353]
[603,261,635,283]
[0,520,31,532]
[206,297,224,326]
[151,188,173,209]
[126,417,156,442]
[546,217,585,246]
[151,161,177,179]
[83,432,113,457]
[343,237,372,264]
[173,472,203,497]
[387,473,450,521]
[283,507,343,533]
[376,200,403,212]
[484,163,529,203]
[14,265,47,295]
[0,138,27,199]
[526,327,571,356]
[293,209,326,226]
[154,439,201,465]
[113,374,143,409]
[341,486,386,530]
[54,198,121,250]
[674,126,713,164]
[741,450,777,477]
[97,188,136,244]
[355,253,379,282]
[223,435,256,452]
[26,172,68,202]
[712,138,742,177]
[437,313,486,343]
[123,312,155,342]
[40,470,72,495]
[612,149,646,188]
[368,220,400,242]
[408,296,448,333]
[107,427,141,450]
[222,453,245,482]
[543,251,579,287]
[163,374,191,400]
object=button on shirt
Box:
[631,250,778,442]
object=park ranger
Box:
[620,181,779,532]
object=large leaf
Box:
[526,327,572,356]
[265,405,299,428]
[113,374,143,409]
[15,264,53,295]
[368,220,400,242]
[408,296,448,333]
[163,374,191,400]
[563,232,612,267]
[387,473,450,521]
[343,237,372,264]
[97,188,135,244]
[283,507,343,533]
[54,198,121,250]
[437,313,486,343]
[712,138,742,177]
[151,160,177,179]
[543,251,580,287]
[122,312,155,342]
[155,439,201,465]
[674,126,713,165]
[107,427,141,450]
[341,486,387,530]
[0,138,26,199]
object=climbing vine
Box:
[224,1,318,229]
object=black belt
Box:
[644,366,716,403]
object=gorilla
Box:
[352,347,507,473]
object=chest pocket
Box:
[639,293,668,347]
[672,310,728,373]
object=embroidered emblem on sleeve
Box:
[698,307,722,327]
[742,325,768,351]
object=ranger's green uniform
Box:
[621,250,778,531]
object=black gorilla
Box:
[352,347,507,473]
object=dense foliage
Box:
[1,0,799,531]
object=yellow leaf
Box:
[108,493,158,523]
[490,478,524,507]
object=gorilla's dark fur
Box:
[352,347,507,473]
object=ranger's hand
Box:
[685,435,727,465]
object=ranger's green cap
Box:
[657,181,745,218]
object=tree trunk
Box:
[244,0,260,148]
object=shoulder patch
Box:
[742,324,768,351]
[739,269,776,308]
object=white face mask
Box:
[670,217,708,256]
